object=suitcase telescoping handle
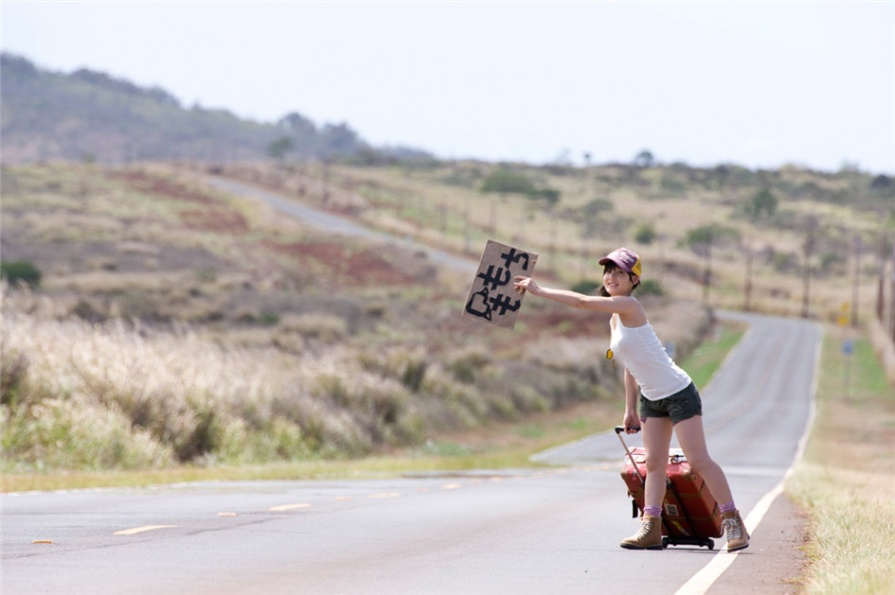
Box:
[614,426,645,485]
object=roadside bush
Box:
[1,397,174,471]
[0,351,29,408]
[1,261,41,288]
[445,346,493,384]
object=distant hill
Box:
[0,53,432,165]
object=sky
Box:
[2,1,894,174]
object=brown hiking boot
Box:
[620,514,664,550]
[721,510,750,552]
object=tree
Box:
[480,168,537,196]
[745,188,778,220]
[1,260,42,288]
[634,149,655,168]
[266,136,294,161]
[684,224,741,302]
[319,122,362,155]
[635,223,657,244]
[535,188,561,208]
[277,112,317,135]
[800,217,818,318]
[871,174,892,190]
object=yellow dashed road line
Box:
[114,525,177,536]
[269,503,312,512]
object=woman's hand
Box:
[622,411,641,434]
[513,276,540,296]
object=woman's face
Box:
[603,264,639,296]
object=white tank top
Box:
[609,314,692,401]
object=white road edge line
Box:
[675,321,821,595]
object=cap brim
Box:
[599,257,629,272]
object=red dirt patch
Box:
[180,208,248,233]
[262,240,420,287]
[106,170,218,205]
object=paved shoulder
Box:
[707,492,808,594]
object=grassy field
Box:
[787,325,895,594]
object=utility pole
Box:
[582,152,592,195]
[801,220,816,319]
[580,224,589,282]
[463,193,471,254]
[743,240,753,311]
[549,211,557,275]
[876,235,886,323]
[851,235,862,327]
[890,243,895,343]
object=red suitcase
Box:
[615,426,723,549]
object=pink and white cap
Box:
[598,247,642,277]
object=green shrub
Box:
[571,279,601,295]
[0,351,29,408]
[480,167,537,195]
[1,398,174,471]
[1,260,42,288]
[638,279,665,296]
[634,223,657,244]
[173,406,222,462]
[256,310,280,326]
[446,347,492,384]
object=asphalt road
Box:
[205,176,479,276]
[0,180,822,595]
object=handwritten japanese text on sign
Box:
[463,240,538,329]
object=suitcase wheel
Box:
[661,537,668,549]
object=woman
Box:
[513,247,749,552]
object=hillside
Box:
[204,159,895,322]
[0,53,431,164]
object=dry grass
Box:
[1,278,644,477]
[787,324,895,594]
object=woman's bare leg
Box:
[642,416,674,508]
[673,415,733,504]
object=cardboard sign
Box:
[463,240,538,329]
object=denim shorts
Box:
[639,382,703,425]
